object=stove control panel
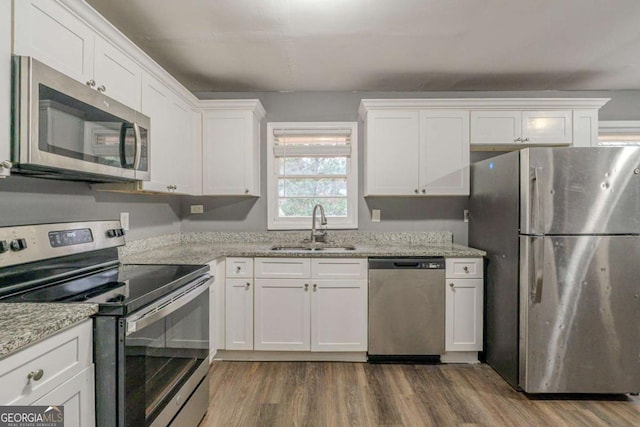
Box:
[0,220,125,268]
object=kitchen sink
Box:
[270,244,356,252]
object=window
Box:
[267,122,358,230]
[598,121,640,146]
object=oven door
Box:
[123,275,210,426]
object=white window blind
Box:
[267,122,358,230]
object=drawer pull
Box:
[236,266,241,273]
[463,266,469,273]
[27,369,44,381]
[449,283,455,288]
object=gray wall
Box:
[4,90,640,244]
[0,176,181,240]
[181,90,640,245]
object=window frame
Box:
[266,121,358,230]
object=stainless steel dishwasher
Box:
[368,258,445,362]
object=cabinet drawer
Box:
[311,258,368,279]
[226,257,254,278]
[0,320,92,405]
[445,258,483,279]
[254,258,311,278]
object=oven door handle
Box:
[125,275,212,335]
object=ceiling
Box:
[86,0,640,92]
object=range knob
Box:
[107,229,117,238]
[0,240,8,253]
[10,238,27,251]
[117,228,126,237]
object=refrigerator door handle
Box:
[531,167,543,234]
[530,237,544,303]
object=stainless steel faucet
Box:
[310,204,328,243]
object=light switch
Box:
[372,209,381,223]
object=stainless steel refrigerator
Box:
[469,147,640,393]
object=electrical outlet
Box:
[190,205,204,214]
[120,212,130,231]
[464,209,469,223]
[372,209,381,223]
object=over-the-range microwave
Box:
[11,56,150,181]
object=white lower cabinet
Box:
[0,320,94,426]
[248,258,368,353]
[311,279,367,352]
[225,278,254,350]
[444,258,484,354]
[33,366,95,427]
[254,279,311,351]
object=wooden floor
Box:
[199,361,640,427]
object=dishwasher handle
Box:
[368,258,445,269]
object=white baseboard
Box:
[215,350,367,362]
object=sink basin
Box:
[270,244,356,252]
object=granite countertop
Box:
[0,303,98,359]
[122,241,486,265]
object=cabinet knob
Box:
[86,80,96,87]
[463,266,469,273]
[523,137,530,142]
[304,283,309,291]
[98,85,106,93]
[27,369,44,381]
[244,189,249,194]
[449,283,455,288]
[246,282,251,288]
[514,137,522,142]
[421,189,426,194]
[313,284,317,291]
[236,266,241,273]
[414,189,419,194]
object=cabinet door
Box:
[254,279,311,351]
[445,278,483,351]
[311,280,367,352]
[14,0,95,84]
[140,73,172,192]
[202,110,258,195]
[470,111,521,145]
[167,95,201,195]
[0,0,10,170]
[521,110,572,144]
[225,278,254,350]
[32,366,95,427]
[420,110,470,195]
[572,109,599,147]
[93,36,142,110]
[365,110,420,196]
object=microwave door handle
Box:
[119,123,129,168]
[133,122,142,170]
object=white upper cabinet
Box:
[467,99,609,149]
[14,0,95,84]
[201,100,265,196]
[361,102,469,196]
[364,110,421,196]
[420,110,469,195]
[135,73,200,194]
[1,0,11,175]
[471,110,572,147]
[13,0,142,110]
[93,36,142,110]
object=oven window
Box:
[125,290,208,426]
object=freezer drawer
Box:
[519,235,640,393]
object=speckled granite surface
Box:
[121,241,486,265]
[0,303,98,358]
